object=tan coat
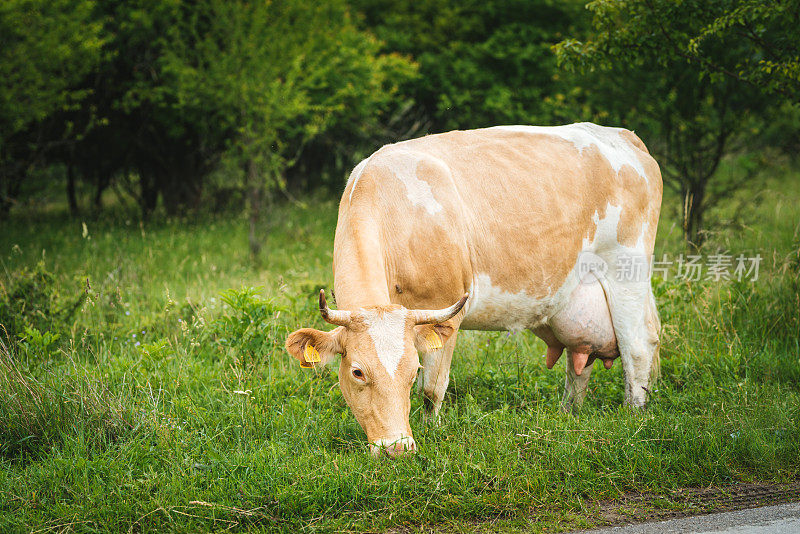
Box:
[287,123,663,456]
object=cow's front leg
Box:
[418,329,460,422]
[562,351,594,412]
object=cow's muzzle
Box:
[370,436,416,458]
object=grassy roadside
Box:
[0,168,798,533]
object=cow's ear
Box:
[414,323,455,353]
[285,327,345,368]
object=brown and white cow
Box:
[286,123,662,456]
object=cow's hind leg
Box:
[562,351,594,412]
[597,276,660,408]
[418,328,460,421]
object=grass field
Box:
[1,165,799,533]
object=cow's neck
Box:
[332,218,392,310]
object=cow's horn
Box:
[319,289,352,326]
[412,293,469,325]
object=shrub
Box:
[203,287,290,369]
[0,261,86,346]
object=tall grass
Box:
[0,339,135,459]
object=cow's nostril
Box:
[383,440,416,457]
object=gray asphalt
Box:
[579,502,800,533]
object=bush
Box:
[0,261,86,346]
[203,287,290,369]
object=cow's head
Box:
[286,290,467,457]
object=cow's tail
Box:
[647,289,661,385]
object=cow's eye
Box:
[352,368,365,381]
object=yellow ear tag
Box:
[303,344,321,364]
[424,331,443,351]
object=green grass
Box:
[0,167,799,533]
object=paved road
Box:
[579,502,800,533]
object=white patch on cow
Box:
[584,203,624,252]
[347,156,372,203]
[634,221,649,255]
[378,151,443,215]
[581,202,651,271]
[461,273,553,331]
[364,308,407,379]
[494,123,648,181]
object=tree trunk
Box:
[1,169,24,220]
[683,186,706,250]
[94,173,111,213]
[67,163,79,216]
[247,158,263,262]
[140,173,159,220]
[0,196,11,221]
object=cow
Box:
[286,122,662,457]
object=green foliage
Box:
[353,0,588,131]
[204,287,290,369]
[17,326,61,359]
[0,0,105,216]
[0,261,86,346]
[2,0,797,254]
[558,0,799,102]
[146,0,417,255]
[0,0,416,218]
[554,0,785,247]
[692,1,800,101]
[162,0,415,191]
[0,0,104,137]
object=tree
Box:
[0,0,414,222]
[162,0,415,258]
[0,0,104,218]
[351,0,588,133]
[647,0,798,102]
[555,0,782,247]
[83,0,228,217]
